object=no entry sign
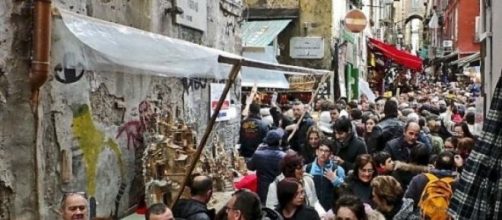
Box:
[344,9,367,33]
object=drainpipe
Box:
[30,0,52,108]
[31,0,52,219]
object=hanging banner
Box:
[210,83,235,121]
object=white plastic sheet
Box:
[57,8,239,79]
[241,47,289,89]
[359,78,376,102]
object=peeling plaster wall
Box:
[1,0,242,219]
[0,1,38,219]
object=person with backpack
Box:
[305,139,346,211]
[367,99,404,153]
[404,151,457,219]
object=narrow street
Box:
[0,0,501,220]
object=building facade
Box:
[443,0,480,57]
[0,0,242,219]
[481,0,502,110]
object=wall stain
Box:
[72,104,124,196]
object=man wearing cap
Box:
[247,128,286,203]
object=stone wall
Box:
[0,0,242,219]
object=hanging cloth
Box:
[448,76,502,219]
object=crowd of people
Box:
[58,81,481,220]
[235,81,479,219]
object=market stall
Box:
[55,8,331,212]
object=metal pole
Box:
[287,73,331,142]
[172,57,243,208]
[332,39,340,102]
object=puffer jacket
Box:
[172,199,214,220]
[334,133,368,172]
[367,117,404,153]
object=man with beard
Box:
[332,117,368,171]
[384,121,429,163]
[286,101,314,154]
[61,192,88,220]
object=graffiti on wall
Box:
[55,52,85,84]
[181,77,208,95]
[116,100,157,150]
[71,104,125,196]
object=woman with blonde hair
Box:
[302,126,326,164]
[371,176,418,220]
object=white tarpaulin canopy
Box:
[54,8,330,80]
[56,8,238,79]
[241,47,289,89]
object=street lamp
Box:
[397,33,404,49]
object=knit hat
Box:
[318,111,333,134]
[263,129,285,145]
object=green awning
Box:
[242,20,291,47]
[451,52,480,67]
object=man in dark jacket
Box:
[239,103,269,158]
[286,101,314,154]
[247,128,286,203]
[333,116,368,171]
[146,203,174,220]
[172,175,215,220]
[404,151,457,208]
[367,99,404,153]
[384,121,429,163]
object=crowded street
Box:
[1,0,501,220]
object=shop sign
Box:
[210,83,236,121]
[290,37,325,59]
[175,0,207,32]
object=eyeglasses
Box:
[359,169,375,174]
[317,148,331,153]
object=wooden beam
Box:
[218,55,331,76]
[172,58,243,208]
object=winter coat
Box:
[392,198,420,220]
[239,114,269,158]
[276,205,320,220]
[384,137,428,163]
[266,173,326,216]
[247,145,286,203]
[340,177,373,204]
[305,159,346,210]
[367,117,404,153]
[334,133,368,172]
[172,199,214,220]
[391,161,429,192]
[288,114,314,153]
[404,169,458,208]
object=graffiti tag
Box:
[182,77,208,95]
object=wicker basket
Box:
[289,75,316,91]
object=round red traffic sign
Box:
[344,9,368,33]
